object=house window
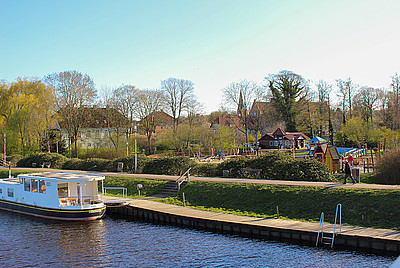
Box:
[269,141,273,146]
[274,141,278,146]
[7,188,13,197]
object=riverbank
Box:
[105,197,400,256]
[163,181,400,230]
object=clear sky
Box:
[1,0,400,113]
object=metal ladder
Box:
[316,203,342,248]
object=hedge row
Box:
[16,151,335,182]
[192,151,335,182]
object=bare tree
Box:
[336,78,358,124]
[223,80,262,144]
[161,78,194,131]
[110,85,138,137]
[354,87,382,124]
[45,71,97,158]
[134,89,165,154]
[316,80,333,141]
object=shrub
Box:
[192,163,219,177]
[374,150,400,185]
[80,158,113,171]
[111,154,149,173]
[16,152,68,168]
[62,158,83,170]
[142,156,195,175]
[217,158,249,177]
[2,154,24,167]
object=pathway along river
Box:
[0,211,395,267]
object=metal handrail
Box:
[103,187,127,198]
[316,203,342,248]
[177,167,191,190]
[316,212,324,246]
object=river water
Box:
[0,211,395,267]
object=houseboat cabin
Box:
[0,172,106,221]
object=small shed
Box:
[313,143,340,173]
[313,143,325,162]
[323,144,340,173]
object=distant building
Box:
[56,107,128,149]
[139,111,175,134]
[258,127,310,149]
[210,116,242,131]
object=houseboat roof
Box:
[17,172,105,182]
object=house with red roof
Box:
[258,127,310,149]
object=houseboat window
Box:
[0,188,2,194]
[58,183,68,197]
[32,179,38,192]
[39,180,46,194]
[24,178,31,191]
[7,188,13,197]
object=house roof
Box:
[272,127,286,136]
[258,128,310,142]
[57,107,128,129]
[211,116,242,128]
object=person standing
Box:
[343,160,356,184]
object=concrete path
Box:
[5,167,400,191]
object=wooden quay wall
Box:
[105,199,400,256]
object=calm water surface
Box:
[0,211,395,267]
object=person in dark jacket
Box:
[343,160,356,184]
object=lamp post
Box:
[3,133,6,167]
[134,124,137,173]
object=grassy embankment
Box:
[161,181,400,230]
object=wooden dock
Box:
[105,196,400,256]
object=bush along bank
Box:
[16,151,335,182]
[192,151,335,182]
[163,181,400,230]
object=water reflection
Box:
[0,211,395,267]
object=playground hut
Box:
[323,144,340,173]
[313,143,325,162]
[313,143,340,173]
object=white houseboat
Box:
[0,172,106,221]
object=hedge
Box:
[193,151,335,182]
[16,152,68,168]
[16,152,334,182]
[142,156,195,175]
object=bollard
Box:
[183,192,186,207]
[276,206,279,218]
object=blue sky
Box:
[1,0,400,112]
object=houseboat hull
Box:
[0,199,106,221]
